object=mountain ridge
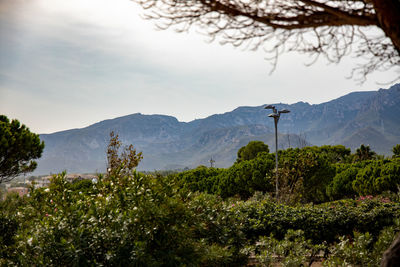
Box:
[35,84,400,175]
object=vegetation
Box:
[2,134,400,265]
[0,115,44,184]
[106,131,143,176]
[393,144,400,158]
[354,144,377,162]
[236,140,269,163]
[134,0,400,82]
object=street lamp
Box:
[265,105,290,200]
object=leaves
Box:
[0,115,44,183]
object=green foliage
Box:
[0,115,45,183]
[173,153,275,199]
[1,176,400,265]
[172,144,400,202]
[251,222,399,267]
[216,152,275,199]
[393,144,400,158]
[327,158,400,200]
[318,145,351,163]
[13,172,197,265]
[255,230,325,266]
[236,194,400,245]
[0,172,248,265]
[0,135,249,265]
[354,144,377,162]
[3,132,400,265]
[324,223,399,266]
[353,159,400,195]
[326,165,359,199]
[278,146,337,203]
[173,165,224,194]
[0,215,18,261]
[236,140,269,163]
[68,178,95,194]
[107,131,143,177]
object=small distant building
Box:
[32,174,98,188]
[33,176,52,188]
[7,187,29,197]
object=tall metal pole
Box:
[265,105,290,201]
[274,117,279,199]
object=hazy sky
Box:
[1,0,398,134]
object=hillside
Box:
[35,83,400,174]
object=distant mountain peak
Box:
[36,83,400,175]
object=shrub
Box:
[2,171,248,266]
[324,222,400,266]
[173,165,223,194]
[326,166,359,200]
[255,230,325,266]
[235,195,400,244]
[353,159,400,196]
[215,153,275,199]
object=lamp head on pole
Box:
[268,113,279,118]
[279,109,290,114]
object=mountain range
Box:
[35,83,400,175]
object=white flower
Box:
[44,188,50,192]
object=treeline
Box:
[2,172,400,266]
[2,136,400,265]
[171,142,400,203]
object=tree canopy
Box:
[354,144,376,162]
[135,0,400,82]
[393,144,400,158]
[236,140,269,163]
[0,115,44,184]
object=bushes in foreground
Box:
[0,172,248,266]
[253,224,399,266]
[1,178,400,265]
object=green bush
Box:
[278,147,337,203]
[324,222,399,266]
[326,165,359,200]
[172,153,275,199]
[236,140,269,163]
[173,165,223,194]
[0,215,18,261]
[235,195,400,244]
[1,171,248,266]
[215,153,275,199]
[353,159,400,196]
[251,221,399,266]
[255,229,325,266]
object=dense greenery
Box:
[1,177,400,266]
[0,115,45,184]
[240,193,399,244]
[2,137,400,265]
[172,144,400,203]
[236,140,269,163]
[393,144,400,158]
[0,172,249,266]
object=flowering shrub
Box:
[0,171,249,266]
[250,222,399,266]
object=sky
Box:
[0,0,399,134]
